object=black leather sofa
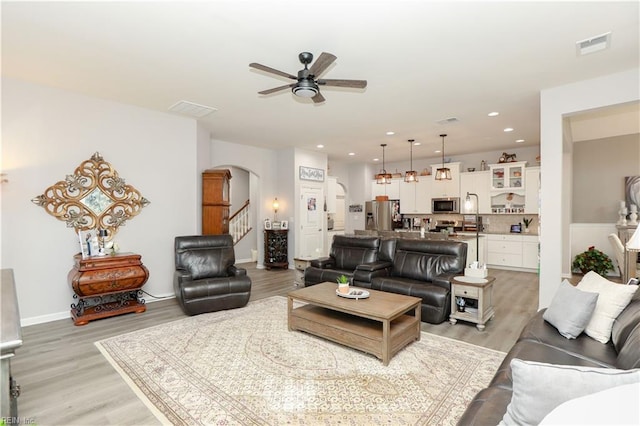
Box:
[174,235,252,316]
[458,286,640,425]
[355,238,467,324]
[304,235,389,286]
[305,235,467,324]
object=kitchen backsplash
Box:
[404,213,539,235]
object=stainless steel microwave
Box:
[432,197,460,214]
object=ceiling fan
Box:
[249,52,367,103]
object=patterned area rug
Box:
[96,296,505,425]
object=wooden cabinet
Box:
[522,238,539,270]
[430,162,461,198]
[460,170,491,214]
[264,230,288,270]
[449,276,495,331]
[399,179,431,214]
[68,252,149,326]
[202,169,231,235]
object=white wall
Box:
[540,68,640,309]
[2,78,199,325]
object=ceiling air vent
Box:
[436,117,460,125]
[168,101,218,118]
[576,32,611,56]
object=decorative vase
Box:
[338,283,350,294]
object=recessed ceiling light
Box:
[435,150,441,154]
[515,139,525,143]
[317,144,324,148]
[488,112,499,117]
[373,158,380,162]
[348,152,355,156]
[386,131,395,136]
[504,127,514,132]
[414,142,421,146]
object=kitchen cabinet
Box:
[524,166,540,214]
[430,162,460,198]
[399,179,431,214]
[489,161,526,192]
[371,178,400,200]
[460,170,491,214]
[487,233,538,271]
[327,176,337,214]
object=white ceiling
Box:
[2,1,639,163]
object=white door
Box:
[300,185,324,258]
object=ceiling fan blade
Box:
[249,63,297,80]
[311,92,326,103]
[308,52,337,77]
[317,79,367,89]
[258,83,296,95]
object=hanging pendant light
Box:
[435,134,452,180]
[404,139,418,182]
[375,143,392,184]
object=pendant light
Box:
[404,139,418,182]
[375,143,392,184]
[435,134,452,180]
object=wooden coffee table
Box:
[287,282,421,365]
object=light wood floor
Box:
[12,265,538,425]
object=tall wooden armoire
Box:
[202,169,231,235]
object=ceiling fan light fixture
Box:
[375,143,392,184]
[404,139,418,183]
[435,134,452,181]
[292,80,318,98]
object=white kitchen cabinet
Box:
[371,178,400,200]
[524,166,540,214]
[460,170,491,214]
[399,179,431,214]
[486,233,538,271]
[462,235,486,266]
[430,162,461,198]
[489,161,527,192]
[327,176,337,214]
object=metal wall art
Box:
[31,152,150,238]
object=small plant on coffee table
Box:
[337,275,350,285]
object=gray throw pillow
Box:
[543,279,598,339]
[500,359,640,426]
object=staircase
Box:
[229,200,252,244]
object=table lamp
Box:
[98,228,109,255]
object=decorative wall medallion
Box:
[31,152,150,238]
[299,166,325,182]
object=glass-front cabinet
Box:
[489,161,526,192]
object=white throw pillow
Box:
[576,271,637,343]
[499,359,640,426]
[539,382,640,425]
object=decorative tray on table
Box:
[336,288,370,299]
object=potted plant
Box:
[336,275,350,294]
[572,246,614,277]
[522,217,533,233]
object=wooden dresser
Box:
[68,252,149,326]
[202,169,231,235]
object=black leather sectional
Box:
[304,235,467,324]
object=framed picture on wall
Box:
[281,220,289,230]
[264,219,272,230]
[299,166,325,182]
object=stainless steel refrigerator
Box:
[365,200,401,231]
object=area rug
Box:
[96,296,505,425]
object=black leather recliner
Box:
[304,235,391,286]
[174,235,251,316]
[367,238,467,324]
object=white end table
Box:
[449,275,496,331]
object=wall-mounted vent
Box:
[436,117,460,125]
[168,100,218,118]
[576,32,611,56]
